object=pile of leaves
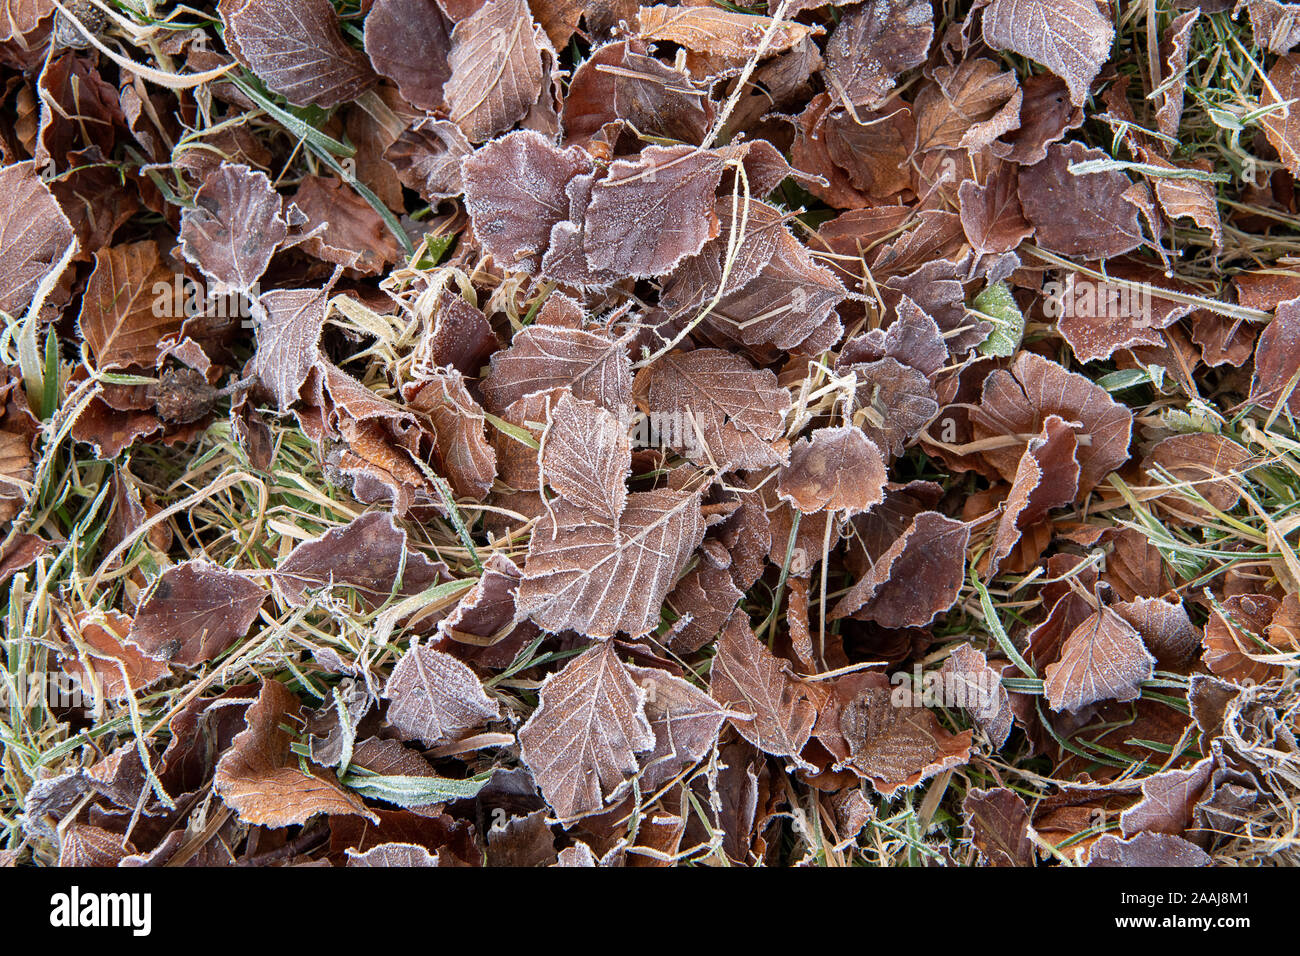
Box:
[2,0,1300,868]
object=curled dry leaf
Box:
[517,641,654,821]
[635,5,823,76]
[1202,594,1282,684]
[626,663,728,793]
[60,609,170,702]
[777,425,886,515]
[1044,605,1155,712]
[971,351,1133,497]
[407,367,497,500]
[385,119,473,202]
[382,643,501,746]
[1262,53,1300,176]
[214,678,376,826]
[127,560,266,666]
[986,415,1080,577]
[221,0,377,108]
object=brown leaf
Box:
[664,560,743,653]
[830,673,972,796]
[383,642,501,746]
[517,641,655,820]
[1250,298,1300,416]
[990,73,1084,166]
[582,145,731,278]
[986,415,1080,577]
[221,0,377,108]
[407,368,498,500]
[962,786,1034,866]
[1156,9,1201,139]
[78,240,181,370]
[179,162,285,294]
[981,0,1114,105]
[385,118,473,203]
[627,664,727,792]
[1018,142,1144,259]
[1202,593,1282,684]
[777,425,886,515]
[462,129,594,274]
[824,0,932,112]
[710,614,818,762]
[1262,52,1300,175]
[1112,596,1199,670]
[1044,605,1155,712]
[958,161,1033,254]
[273,511,449,611]
[633,348,791,470]
[127,560,267,666]
[481,322,631,414]
[537,390,629,519]
[0,160,76,317]
[845,357,940,458]
[252,280,334,412]
[1120,756,1214,838]
[445,0,547,142]
[1141,432,1255,518]
[292,175,402,275]
[913,58,1022,152]
[1087,830,1210,866]
[347,842,440,866]
[634,5,822,76]
[59,609,170,702]
[214,678,376,826]
[831,511,969,627]
[972,351,1133,496]
[517,395,704,638]
[363,0,452,112]
[939,644,1015,749]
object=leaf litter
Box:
[0,0,1297,871]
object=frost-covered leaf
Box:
[363,0,452,112]
[777,425,886,515]
[462,130,593,274]
[383,643,501,746]
[273,511,449,610]
[710,614,818,761]
[583,145,731,278]
[632,348,791,470]
[127,560,266,666]
[481,323,631,414]
[517,641,655,820]
[445,0,547,142]
[1044,605,1155,712]
[78,241,181,370]
[981,0,1114,106]
[831,511,969,627]
[824,0,933,111]
[252,282,332,412]
[1018,142,1144,259]
[180,163,285,294]
[214,679,376,826]
[0,160,76,317]
[221,0,377,108]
